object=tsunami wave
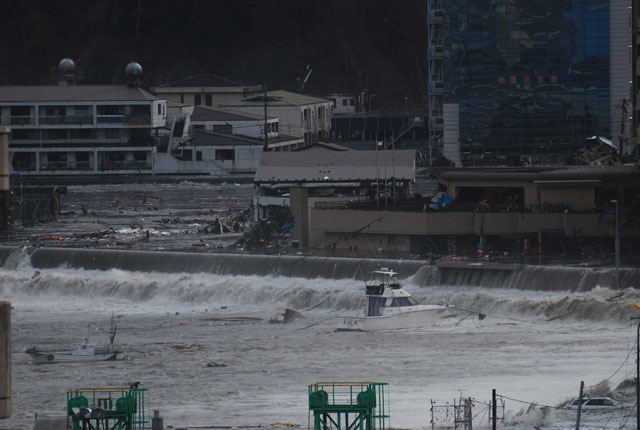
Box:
[1,260,637,323]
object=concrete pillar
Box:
[0,127,9,193]
[538,230,543,255]
[0,127,9,231]
[0,301,11,418]
[290,188,309,248]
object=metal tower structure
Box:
[427,0,444,162]
[67,387,148,430]
[309,382,389,430]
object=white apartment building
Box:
[221,90,333,145]
[0,84,167,175]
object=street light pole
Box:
[404,97,408,125]
[611,199,620,289]
[633,316,640,430]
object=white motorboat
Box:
[337,269,448,331]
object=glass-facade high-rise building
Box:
[428,0,631,165]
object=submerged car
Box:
[567,397,621,410]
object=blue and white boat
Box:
[337,269,448,331]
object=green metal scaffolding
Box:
[308,382,389,430]
[66,387,148,430]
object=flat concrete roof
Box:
[0,85,158,103]
[432,165,640,181]
[255,150,415,183]
[226,90,332,107]
[153,74,257,89]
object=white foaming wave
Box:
[412,285,638,323]
[0,266,366,314]
[2,246,36,271]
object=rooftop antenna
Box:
[298,64,312,91]
[125,62,143,87]
[263,83,269,151]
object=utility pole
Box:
[0,301,11,418]
[575,380,584,430]
[633,317,640,430]
[263,83,268,152]
[392,131,396,205]
[611,199,620,289]
[492,389,496,430]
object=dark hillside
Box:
[0,0,427,109]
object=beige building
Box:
[309,165,640,255]
[254,149,416,247]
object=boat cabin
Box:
[364,270,419,316]
[71,340,96,356]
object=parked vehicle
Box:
[567,397,621,410]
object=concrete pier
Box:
[0,301,11,418]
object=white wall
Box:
[153,152,226,175]
[224,102,333,138]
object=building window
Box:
[11,129,30,139]
[157,104,162,115]
[180,94,184,104]
[195,94,202,105]
[47,129,67,140]
[350,99,355,106]
[205,95,212,106]
[211,124,233,134]
[71,129,95,139]
[342,99,348,106]
[215,149,235,161]
[196,151,203,161]
[105,129,120,139]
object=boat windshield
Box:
[371,272,399,286]
[391,297,418,307]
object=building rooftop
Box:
[229,90,332,107]
[431,165,640,181]
[191,106,276,122]
[255,150,415,183]
[0,85,158,103]
[189,130,264,147]
[294,141,351,151]
[153,74,258,89]
[189,130,302,147]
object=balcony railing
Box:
[39,115,93,125]
[40,161,93,171]
[10,115,33,125]
[97,115,151,125]
[98,160,152,171]
[124,116,151,124]
[97,115,125,124]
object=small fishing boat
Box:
[26,316,121,364]
[26,341,120,364]
[337,269,448,331]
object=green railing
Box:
[309,382,389,430]
[66,387,148,430]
